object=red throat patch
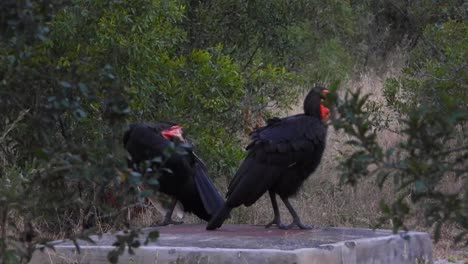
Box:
[320,105,330,121]
[161,125,185,142]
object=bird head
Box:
[161,125,185,142]
[304,86,330,121]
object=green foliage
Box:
[186,0,358,81]
[395,21,467,112]
[0,1,163,263]
[107,229,142,264]
[305,38,353,84]
[335,89,467,242]
[165,47,245,123]
[335,19,467,243]
[50,0,186,115]
[347,0,466,67]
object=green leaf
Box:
[59,81,72,89]
[146,178,159,187]
[139,190,153,198]
[107,250,119,264]
[78,83,89,95]
[144,231,159,245]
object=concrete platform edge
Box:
[31,231,433,264]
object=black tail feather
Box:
[206,205,231,230]
[192,156,225,215]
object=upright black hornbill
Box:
[207,86,330,230]
[123,122,225,225]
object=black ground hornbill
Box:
[207,86,330,230]
[123,122,225,226]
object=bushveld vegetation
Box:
[0,0,466,263]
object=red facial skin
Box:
[320,89,330,121]
[161,125,185,142]
[320,104,331,121]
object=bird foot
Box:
[206,221,221,230]
[265,219,287,229]
[286,220,315,230]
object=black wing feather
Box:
[226,114,326,207]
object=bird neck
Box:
[303,93,321,118]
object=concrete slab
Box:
[31,224,433,264]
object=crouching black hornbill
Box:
[123,122,225,226]
[207,86,330,230]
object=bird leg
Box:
[281,196,314,229]
[265,191,287,229]
[153,199,183,226]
